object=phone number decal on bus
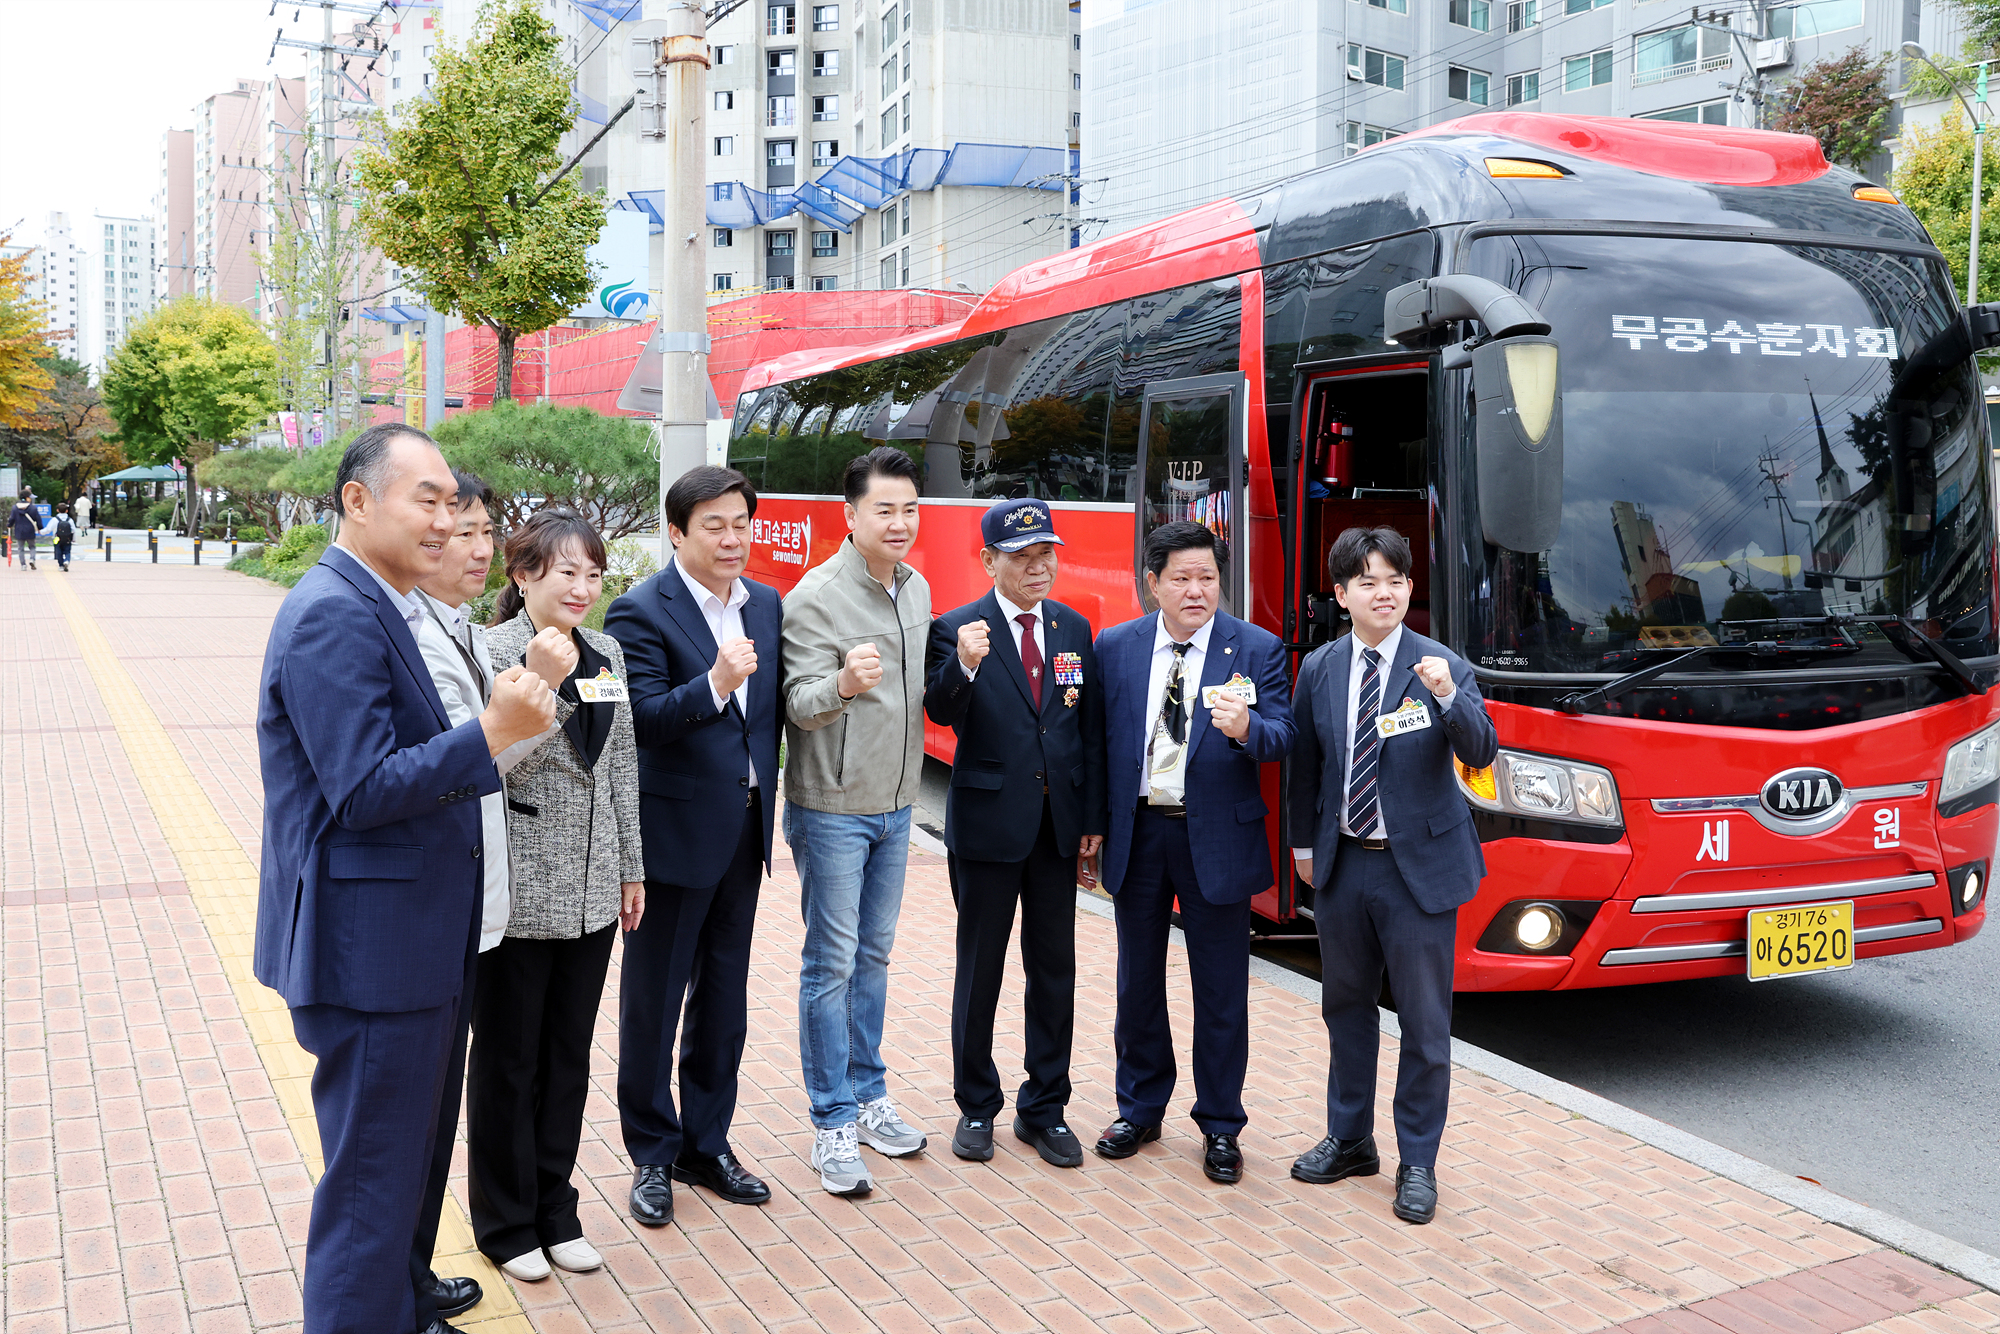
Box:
[1611,317,1898,358]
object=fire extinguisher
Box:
[1313,414,1355,488]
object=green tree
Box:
[262,124,381,433]
[0,237,54,430]
[197,447,295,533]
[435,401,656,537]
[101,297,279,532]
[1773,47,1891,171]
[355,0,606,404]
[0,355,125,502]
[1892,109,2000,301]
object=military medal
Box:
[1064,686,1079,708]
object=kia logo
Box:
[1761,767,1844,821]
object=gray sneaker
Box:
[856,1096,928,1157]
[811,1124,872,1196]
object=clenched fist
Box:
[1208,691,1251,739]
[1414,655,1454,698]
[957,618,990,674]
[480,665,556,755]
[711,635,758,698]
[837,641,882,699]
[525,625,578,686]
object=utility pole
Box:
[633,7,713,559]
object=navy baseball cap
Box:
[982,497,1065,552]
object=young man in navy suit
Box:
[1091,521,1293,1184]
[255,426,557,1334]
[924,498,1107,1166]
[605,466,783,1226]
[1287,526,1498,1225]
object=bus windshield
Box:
[1463,233,1995,675]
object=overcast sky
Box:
[0,0,318,245]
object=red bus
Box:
[725,111,1997,990]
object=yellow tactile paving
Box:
[40,568,533,1333]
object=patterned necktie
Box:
[1347,647,1384,836]
[1017,613,1043,708]
[1148,641,1193,802]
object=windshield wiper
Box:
[1559,646,1712,715]
[1870,616,1989,694]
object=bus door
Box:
[1290,362,1432,652]
[1134,372,1247,614]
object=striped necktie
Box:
[1346,647,1383,836]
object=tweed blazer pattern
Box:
[485,617,645,939]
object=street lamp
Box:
[1904,41,1991,303]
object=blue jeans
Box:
[785,801,911,1129]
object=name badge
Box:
[1375,697,1432,739]
[1200,673,1258,709]
[576,668,629,704]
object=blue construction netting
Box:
[361,304,435,324]
[617,144,1079,235]
[572,0,644,32]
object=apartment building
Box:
[1083,0,1919,232]
[16,213,84,363]
[156,131,196,301]
[82,214,157,372]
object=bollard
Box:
[230,540,238,558]
[104,537,111,562]
[193,538,201,566]
[150,533,158,564]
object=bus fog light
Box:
[1964,871,1981,907]
[1514,905,1564,950]
[1507,758,1573,814]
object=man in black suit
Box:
[924,497,1106,1167]
[605,466,782,1226]
[1287,526,1498,1225]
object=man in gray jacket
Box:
[781,446,932,1196]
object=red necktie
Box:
[1018,613,1043,708]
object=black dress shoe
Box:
[672,1151,771,1205]
[1393,1164,1438,1224]
[1013,1117,1085,1167]
[952,1116,995,1161]
[1202,1133,1243,1184]
[1290,1134,1381,1185]
[630,1164,674,1226]
[1093,1118,1162,1160]
[414,1321,463,1334]
[423,1274,482,1319]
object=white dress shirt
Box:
[415,590,514,952]
[346,547,427,633]
[1294,623,1458,858]
[1140,614,1215,805]
[678,560,758,789]
[960,591,1041,683]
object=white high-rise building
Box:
[15,213,84,363]
[83,214,158,372]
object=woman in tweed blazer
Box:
[465,509,644,1283]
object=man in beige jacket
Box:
[781,446,933,1196]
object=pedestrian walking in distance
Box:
[51,504,75,572]
[1287,525,1498,1225]
[781,446,933,1196]
[468,509,645,1283]
[10,495,39,569]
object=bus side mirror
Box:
[1471,335,1564,554]
[1969,303,2000,350]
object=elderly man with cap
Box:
[924,498,1107,1167]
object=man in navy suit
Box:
[605,466,782,1226]
[1287,526,1498,1225]
[255,425,557,1334]
[924,498,1107,1167]
[1091,521,1293,1184]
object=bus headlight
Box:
[1456,751,1623,830]
[1941,723,2000,805]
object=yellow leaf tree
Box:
[0,235,56,430]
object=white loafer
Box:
[546,1237,603,1273]
[499,1249,551,1282]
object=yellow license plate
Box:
[1747,901,1854,981]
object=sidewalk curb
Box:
[908,824,2000,1292]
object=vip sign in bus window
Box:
[1460,232,1993,683]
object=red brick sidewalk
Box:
[4,560,1997,1334]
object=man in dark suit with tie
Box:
[605,466,782,1226]
[1090,521,1293,1183]
[1287,526,1497,1225]
[255,425,557,1334]
[924,498,1107,1167]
